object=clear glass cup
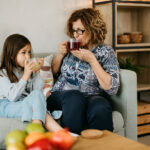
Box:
[67,38,81,51]
[29,58,41,72]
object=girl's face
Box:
[16,44,31,68]
[72,19,90,48]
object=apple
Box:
[27,138,54,150]
[25,123,45,134]
[49,129,74,150]
[7,143,26,150]
[5,130,26,146]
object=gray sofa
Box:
[0,53,137,149]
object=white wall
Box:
[0,0,92,54]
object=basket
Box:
[130,32,143,43]
[117,34,130,44]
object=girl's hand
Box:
[35,57,44,73]
[58,41,68,57]
[37,57,44,67]
[71,48,95,63]
[22,59,33,81]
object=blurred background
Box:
[0,0,92,53]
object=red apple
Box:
[27,138,54,150]
[49,130,74,150]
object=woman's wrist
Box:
[57,52,66,59]
[88,54,97,65]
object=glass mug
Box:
[67,38,81,51]
[29,58,41,72]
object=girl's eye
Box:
[21,52,25,54]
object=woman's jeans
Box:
[0,90,47,124]
[47,90,113,134]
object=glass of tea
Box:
[67,38,81,51]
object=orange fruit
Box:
[45,132,53,140]
[24,132,46,147]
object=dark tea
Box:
[67,39,81,51]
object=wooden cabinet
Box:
[93,0,150,135]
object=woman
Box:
[47,8,120,134]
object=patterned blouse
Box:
[52,43,120,96]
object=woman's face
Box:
[16,44,31,67]
[72,19,90,47]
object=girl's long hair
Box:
[0,34,31,83]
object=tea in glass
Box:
[67,38,81,51]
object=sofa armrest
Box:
[111,69,137,141]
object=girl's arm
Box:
[0,76,27,102]
[0,60,34,102]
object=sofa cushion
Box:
[112,111,124,133]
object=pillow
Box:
[40,55,54,98]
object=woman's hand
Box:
[71,48,95,63]
[22,59,33,81]
[58,41,68,57]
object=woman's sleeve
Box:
[98,46,120,95]
[0,76,27,101]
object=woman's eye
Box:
[21,52,25,54]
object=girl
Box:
[0,34,63,132]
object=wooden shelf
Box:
[95,1,150,137]
[138,101,150,115]
[116,48,150,53]
[116,43,150,48]
[137,101,150,135]
[116,2,150,7]
[137,84,150,92]
[138,124,150,135]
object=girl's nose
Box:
[25,54,30,60]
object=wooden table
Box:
[71,130,150,150]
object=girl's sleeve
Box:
[0,76,27,101]
[98,46,120,95]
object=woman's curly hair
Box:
[66,8,107,46]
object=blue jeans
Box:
[47,90,113,134]
[0,90,46,124]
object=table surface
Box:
[71,130,150,150]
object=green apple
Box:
[25,123,45,134]
[7,143,26,150]
[5,130,26,146]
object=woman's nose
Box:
[74,32,79,39]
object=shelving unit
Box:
[93,0,150,136]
